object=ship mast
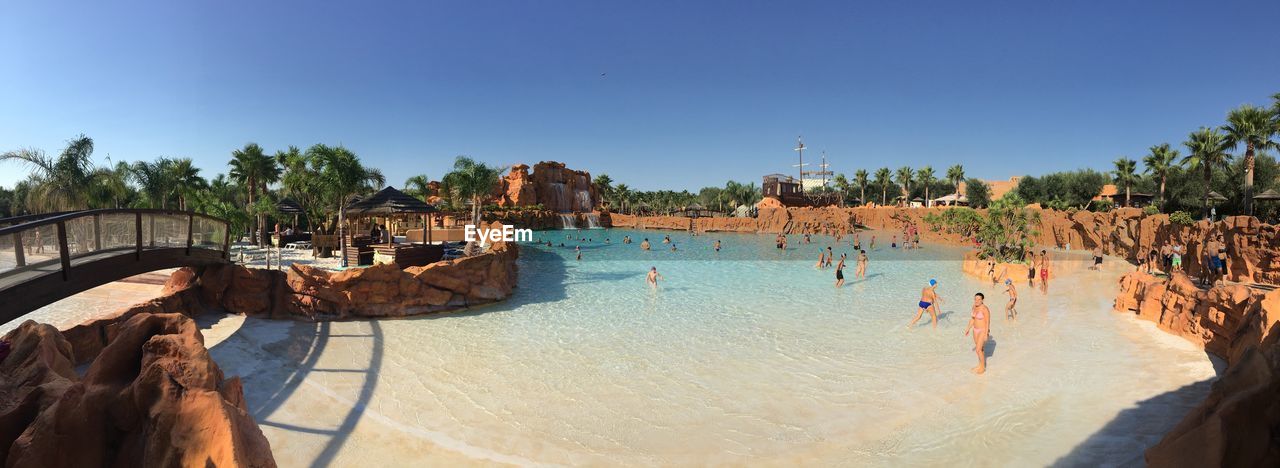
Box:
[793,136,807,193]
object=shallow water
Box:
[204,228,1216,466]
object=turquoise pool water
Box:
[209,228,1218,466]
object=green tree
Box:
[1142,143,1179,207]
[874,168,892,205]
[1222,104,1277,215]
[593,173,613,205]
[895,167,914,203]
[130,158,177,209]
[1181,127,1233,218]
[946,164,965,201]
[309,144,382,265]
[854,169,869,206]
[1112,157,1138,207]
[916,166,936,204]
[404,175,433,201]
[965,178,991,208]
[229,143,281,245]
[168,158,207,210]
[1,134,97,212]
[442,156,504,226]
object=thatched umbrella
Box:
[346,186,440,244]
[1207,191,1228,203]
[1252,189,1280,201]
[276,198,304,229]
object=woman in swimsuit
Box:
[965,292,992,374]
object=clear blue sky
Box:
[2,0,1278,191]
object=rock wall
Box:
[1113,272,1280,466]
[0,314,276,467]
[611,207,1280,285]
[494,161,598,212]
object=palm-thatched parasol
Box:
[1252,189,1280,201]
[346,186,440,244]
[1207,191,1228,203]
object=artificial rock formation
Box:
[1113,272,1280,466]
[0,314,275,467]
[494,161,597,212]
[611,206,1280,285]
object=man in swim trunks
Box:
[714,240,721,252]
[853,232,861,251]
[1038,250,1049,284]
[646,266,664,288]
[835,253,846,287]
[1004,279,1017,320]
[965,292,992,374]
[825,246,834,267]
[1091,246,1103,271]
[641,238,651,251]
[907,279,942,329]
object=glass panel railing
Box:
[192,215,227,252]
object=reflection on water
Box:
[208,228,1216,466]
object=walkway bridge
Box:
[0,209,231,325]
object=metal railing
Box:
[0,209,231,282]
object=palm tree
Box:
[442,156,504,226]
[946,164,965,202]
[1112,157,1138,207]
[1,134,97,212]
[613,183,632,213]
[309,144,381,266]
[593,174,613,206]
[895,167,914,204]
[1142,143,1179,206]
[404,175,432,201]
[1181,127,1233,218]
[91,161,135,208]
[130,158,177,209]
[229,143,281,245]
[854,169,869,206]
[916,166,936,206]
[1222,104,1278,215]
[168,158,206,210]
[874,168,892,205]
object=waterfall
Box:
[550,183,568,212]
[574,189,592,212]
[583,213,601,229]
[559,214,578,229]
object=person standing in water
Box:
[1004,279,1017,320]
[856,249,868,279]
[825,246,834,267]
[575,245,582,261]
[965,292,992,374]
[641,238,651,251]
[853,232,861,250]
[1039,249,1050,285]
[816,249,826,268]
[646,266,664,288]
[714,239,721,252]
[869,236,876,250]
[835,253,847,287]
[907,279,942,329]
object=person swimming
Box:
[965,292,991,374]
[907,279,942,329]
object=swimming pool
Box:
[207,228,1217,466]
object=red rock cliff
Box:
[1,314,276,467]
[495,161,598,212]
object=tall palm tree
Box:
[593,174,613,206]
[168,158,206,210]
[404,175,432,201]
[854,169,869,206]
[874,168,892,205]
[1142,143,1179,206]
[916,166,936,205]
[1222,104,1278,215]
[309,144,381,266]
[1112,157,1138,207]
[91,161,135,208]
[946,164,965,202]
[613,183,632,213]
[1,134,97,212]
[1181,127,1233,218]
[895,167,914,203]
[229,143,281,245]
[442,156,504,226]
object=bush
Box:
[976,195,1040,263]
[923,207,984,238]
[1170,211,1196,225]
[964,178,991,208]
[1091,199,1114,212]
[1142,205,1160,216]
